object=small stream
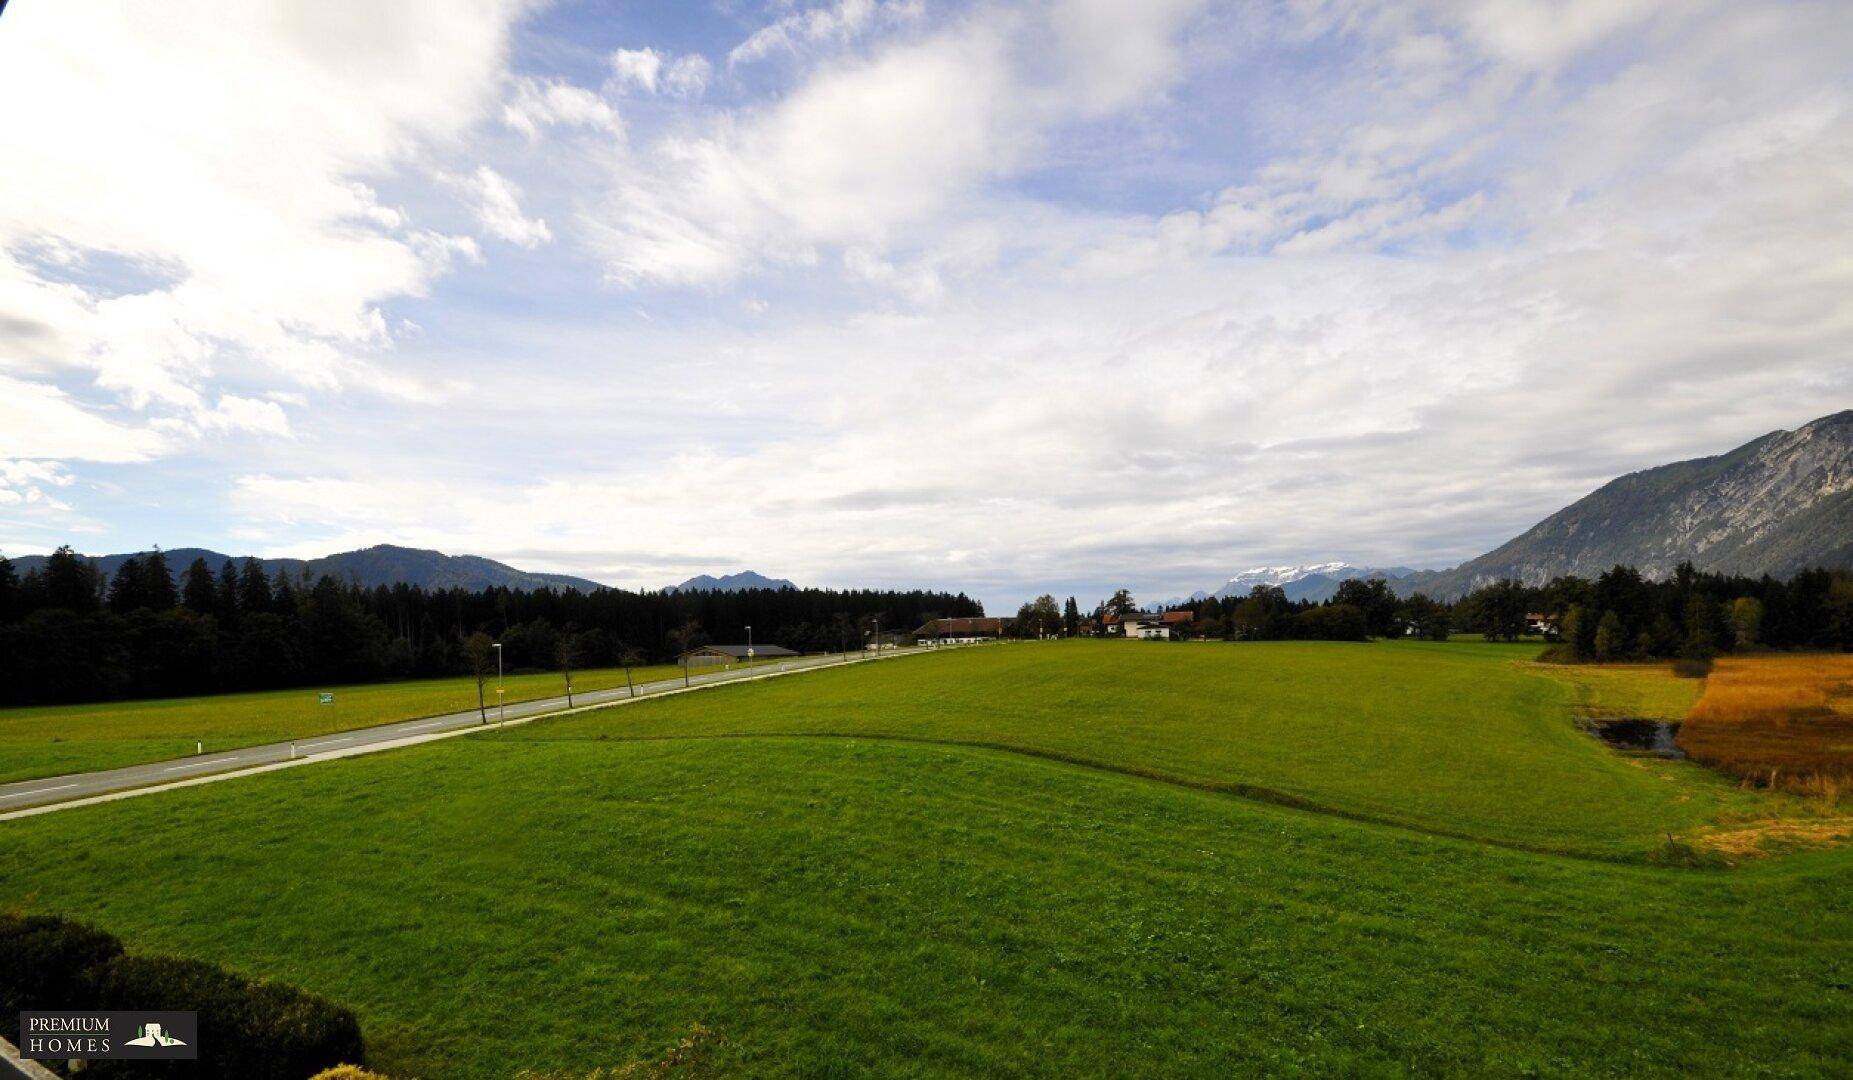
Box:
[1586,718,1686,759]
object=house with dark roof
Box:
[1101,610,1193,639]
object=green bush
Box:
[1672,657,1714,679]
[1533,643,1578,665]
[81,953,364,1079]
[0,912,125,1039]
[0,912,363,1078]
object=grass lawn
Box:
[0,659,777,784]
[535,639,1763,858]
[3,640,1843,1077]
[1,736,1846,1078]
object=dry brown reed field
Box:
[1678,654,1853,800]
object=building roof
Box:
[686,643,800,658]
[1161,610,1195,624]
[1104,612,1164,625]
[915,617,1006,636]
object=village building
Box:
[913,617,1008,645]
[1100,610,1194,639]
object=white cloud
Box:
[0,375,165,463]
[608,48,711,98]
[664,55,714,98]
[502,76,622,140]
[0,0,527,472]
[609,48,666,93]
[585,3,1211,285]
[444,166,553,248]
[1458,0,1669,70]
[728,0,926,66]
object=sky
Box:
[1,0,1849,614]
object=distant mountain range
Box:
[1162,564,1416,606]
[1185,409,1853,603]
[1212,563,1421,604]
[665,571,796,593]
[1406,409,1853,597]
[6,544,608,593]
[6,543,804,597]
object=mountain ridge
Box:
[1176,563,1424,605]
[1181,409,1851,603]
[1408,409,1853,597]
[4,544,608,593]
[665,571,797,593]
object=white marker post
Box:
[493,643,505,727]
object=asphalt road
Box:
[0,648,933,816]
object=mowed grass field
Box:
[536,639,1763,858]
[0,659,770,783]
[2,641,1847,1077]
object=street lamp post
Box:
[746,624,754,664]
[492,642,505,727]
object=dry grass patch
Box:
[1693,818,1853,859]
[1678,654,1853,799]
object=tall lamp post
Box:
[746,624,754,665]
[492,642,505,727]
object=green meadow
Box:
[536,639,1762,858]
[2,641,1846,1077]
[1530,659,1709,722]
[0,659,769,783]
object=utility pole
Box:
[493,642,505,727]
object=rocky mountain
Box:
[665,571,796,593]
[1206,563,1422,604]
[1412,409,1853,597]
[6,544,607,593]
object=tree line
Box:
[1457,563,1853,660]
[0,547,983,705]
[1006,563,1852,655]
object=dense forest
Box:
[0,547,983,705]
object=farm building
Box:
[681,643,802,666]
[914,617,1008,645]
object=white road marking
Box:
[1,783,77,801]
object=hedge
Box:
[0,914,125,1041]
[0,912,365,1078]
